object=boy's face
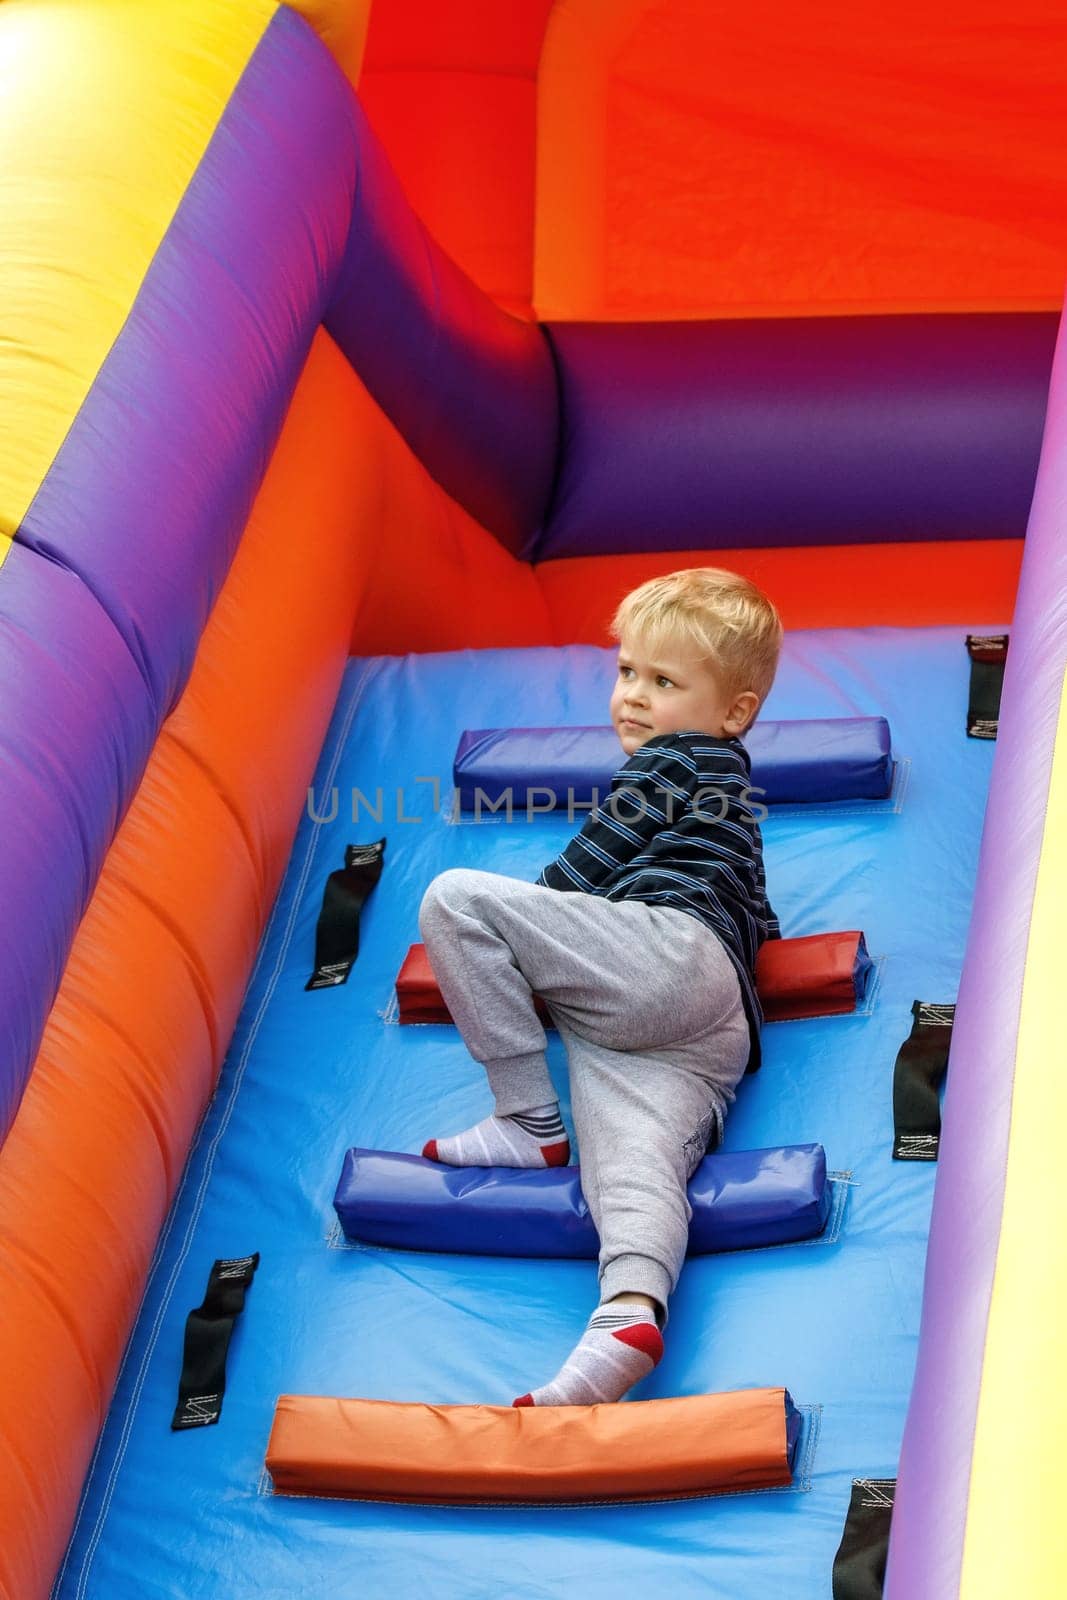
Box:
[610,631,759,756]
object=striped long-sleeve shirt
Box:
[535,729,780,1072]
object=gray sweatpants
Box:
[417,868,749,1325]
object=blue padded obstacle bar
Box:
[453,717,893,811]
[334,1144,831,1258]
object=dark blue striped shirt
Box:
[535,730,780,1072]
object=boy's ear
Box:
[724,690,760,735]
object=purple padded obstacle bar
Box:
[453,718,893,811]
[334,1144,831,1258]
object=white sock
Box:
[513,1303,664,1406]
[422,1102,570,1167]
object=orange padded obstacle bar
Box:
[267,1388,796,1505]
[396,931,869,1025]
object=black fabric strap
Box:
[892,1000,955,1161]
[832,1478,896,1600]
[172,1253,260,1431]
[306,838,387,990]
[965,633,1008,739]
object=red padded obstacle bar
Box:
[756,931,870,1021]
[396,931,870,1026]
[266,1387,797,1505]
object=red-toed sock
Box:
[422,1102,570,1168]
[513,1303,663,1406]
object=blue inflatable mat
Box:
[453,716,893,811]
[54,626,999,1600]
[334,1144,831,1257]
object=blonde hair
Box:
[609,567,783,711]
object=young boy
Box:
[417,568,782,1406]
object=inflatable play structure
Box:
[2,2,1066,1596]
